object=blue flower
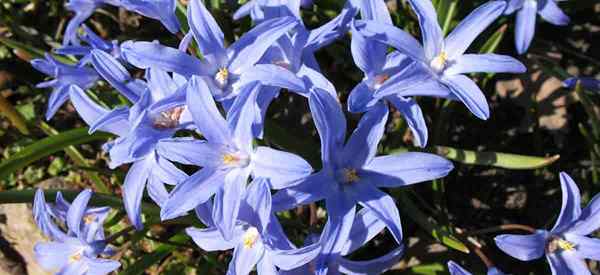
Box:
[504,0,570,54]
[31,54,99,120]
[447,261,505,275]
[33,189,120,275]
[282,208,405,275]
[63,0,180,45]
[56,25,121,64]
[120,0,298,103]
[68,50,192,229]
[348,0,431,147]
[156,76,313,240]
[563,77,600,91]
[186,178,320,275]
[272,90,454,273]
[495,172,600,275]
[354,0,526,120]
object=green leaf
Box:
[412,263,446,275]
[432,146,560,170]
[119,234,190,275]
[0,127,112,180]
[479,24,507,54]
[0,94,29,135]
[395,191,470,254]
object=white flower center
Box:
[222,151,250,168]
[430,52,448,72]
[214,67,229,88]
[342,168,359,184]
[153,106,184,130]
[242,227,260,249]
[546,237,576,253]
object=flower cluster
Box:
[28,0,596,274]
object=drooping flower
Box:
[348,0,431,147]
[495,172,600,275]
[156,76,313,240]
[563,77,600,91]
[272,90,454,273]
[68,50,193,229]
[354,0,526,120]
[186,178,321,275]
[63,0,180,45]
[30,54,99,120]
[56,25,121,65]
[504,0,570,54]
[447,261,505,275]
[33,189,120,275]
[121,0,298,105]
[283,208,405,275]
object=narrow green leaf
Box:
[0,94,29,135]
[395,191,470,254]
[479,24,507,54]
[39,122,109,193]
[0,127,112,180]
[0,36,73,64]
[411,263,445,275]
[432,146,560,170]
[119,234,190,275]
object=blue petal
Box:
[298,65,337,97]
[195,201,215,227]
[186,226,236,251]
[85,258,121,275]
[442,75,490,120]
[229,241,265,275]
[122,159,151,230]
[444,1,507,58]
[88,106,129,134]
[145,67,179,102]
[337,245,405,275]
[514,0,537,54]
[90,50,141,102]
[353,20,426,62]
[68,85,129,136]
[227,82,261,151]
[66,189,92,238]
[569,192,600,236]
[213,168,249,240]
[504,0,524,15]
[45,85,70,120]
[546,253,590,275]
[387,96,428,148]
[363,152,453,187]
[257,256,279,275]
[563,234,600,261]
[551,172,582,233]
[121,0,180,33]
[350,23,386,75]
[152,154,188,185]
[241,178,272,232]
[563,77,600,91]
[33,189,68,241]
[354,0,392,23]
[343,103,388,168]
[271,243,321,271]
[406,0,444,60]
[121,41,209,77]
[308,89,346,168]
[341,208,386,256]
[494,230,548,261]
[186,76,232,143]
[156,137,223,167]
[33,241,80,270]
[188,0,226,58]
[306,4,356,51]
[316,195,356,273]
[228,16,299,74]
[445,54,527,75]
[63,5,96,45]
[538,0,570,26]
[347,82,379,113]
[373,64,432,99]
[239,64,306,95]
[161,168,226,220]
[146,177,169,207]
[252,146,313,189]
[271,172,331,211]
[447,261,471,275]
[353,185,403,244]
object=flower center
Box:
[242,227,260,249]
[547,237,576,253]
[83,214,95,225]
[343,168,360,183]
[69,251,83,263]
[222,152,250,168]
[215,67,229,88]
[430,52,448,72]
[373,74,390,89]
[153,106,184,130]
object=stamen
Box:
[272,60,291,70]
[343,168,360,183]
[153,107,184,129]
[547,237,576,253]
[430,51,448,72]
[242,227,260,249]
[215,67,229,88]
[373,74,390,89]
[69,251,83,262]
[83,214,95,225]
[222,154,240,165]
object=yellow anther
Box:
[69,251,82,262]
[242,227,260,249]
[215,67,229,87]
[83,214,95,225]
[557,239,576,251]
[343,168,360,183]
[222,154,239,165]
[430,51,448,72]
